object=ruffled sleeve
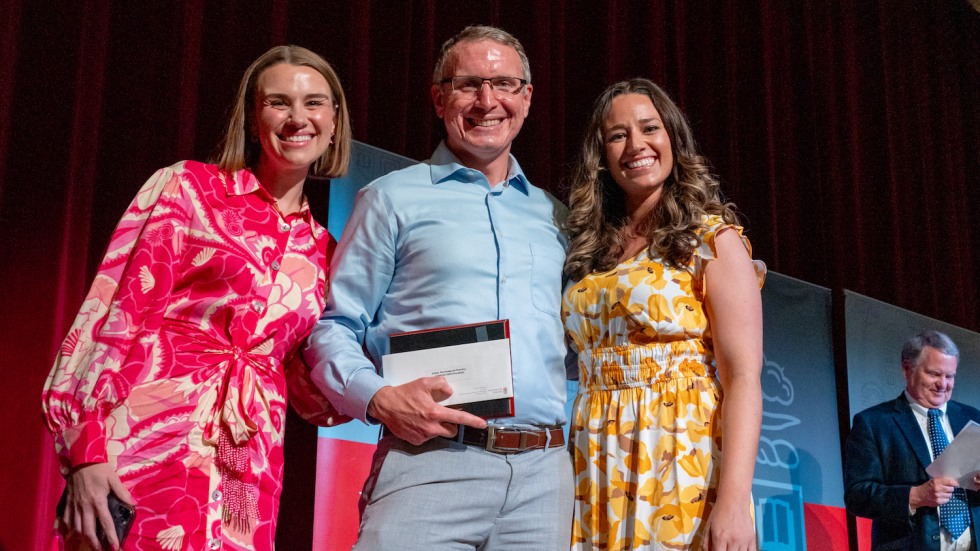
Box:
[41,162,192,475]
[691,214,767,293]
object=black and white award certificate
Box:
[382,320,515,418]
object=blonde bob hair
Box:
[212,45,351,178]
[564,78,739,281]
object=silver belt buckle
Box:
[485,426,526,453]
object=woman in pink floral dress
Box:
[43,45,351,551]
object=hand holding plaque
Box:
[382,320,515,419]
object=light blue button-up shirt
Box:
[304,142,569,427]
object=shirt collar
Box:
[226,167,263,197]
[904,390,947,416]
[428,141,530,194]
[225,167,320,233]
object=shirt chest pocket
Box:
[529,243,565,318]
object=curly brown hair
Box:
[564,78,740,281]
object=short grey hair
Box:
[901,330,960,366]
[432,25,531,83]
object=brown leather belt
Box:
[458,425,565,454]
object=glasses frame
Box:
[438,76,529,97]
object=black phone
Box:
[57,488,137,548]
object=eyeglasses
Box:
[438,76,528,97]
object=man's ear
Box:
[431,85,446,118]
[522,83,533,117]
[901,359,914,380]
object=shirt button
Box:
[252,300,265,313]
[279,221,290,232]
[271,260,280,271]
[212,489,222,502]
[209,538,221,549]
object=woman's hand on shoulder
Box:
[63,462,135,551]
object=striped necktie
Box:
[927,408,970,539]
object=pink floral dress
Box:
[43,161,344,550]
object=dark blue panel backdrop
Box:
[755,272,842,550]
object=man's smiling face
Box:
[431,39,532,168]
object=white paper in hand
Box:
[926,419,980,491]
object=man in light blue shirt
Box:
[303,25,573,550]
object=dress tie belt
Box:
[163,322,281,446]
[163,321,282,531]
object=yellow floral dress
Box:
[562,216,765,551]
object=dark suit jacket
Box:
[844,394,980,551]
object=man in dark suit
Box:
[845,330,980,551]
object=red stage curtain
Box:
[1,2,976,550]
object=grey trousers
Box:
[352,432,574,551]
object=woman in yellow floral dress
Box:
[562,78,765,551]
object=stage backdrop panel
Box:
[756,272,846,551]
[311,143,849,550]
[845,290,980,418]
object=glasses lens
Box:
[491,78,523,94]
[454,77,484,94]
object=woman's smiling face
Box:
[253,63,335,175]
[602,93,674,212]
